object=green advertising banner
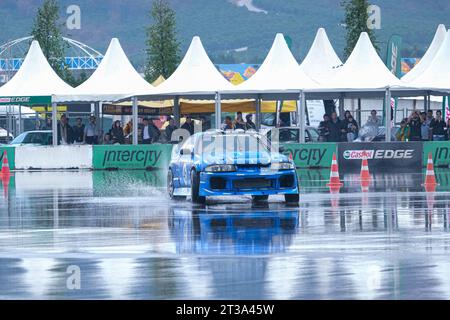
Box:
[0,146,15,170]
[93,145,173,170]
[0,96,52,105]
[281,143,337,168]
[423,142,450,167]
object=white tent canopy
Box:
[0,40,73,98]
[402,24,447,83]
[132,36,234,100]
[317,32,405,94]
[299,28,343,83]
[408,30,450,93]
[221,33,317,99]
[56,38,153,103]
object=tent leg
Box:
[255,96,261,132]
[52,102,58,146]
[174,96,180,128]
[215,92,222,130]
[18,105,22,136]
[357,98,362,126]
[298,91,306,143]
[132,97,139,145]
[339,96,345,120]
[385,88,392,142]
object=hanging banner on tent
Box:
[386,35,402,123]
[443,96,450,122]
[0,96,52,105]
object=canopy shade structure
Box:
[402,24,447,83]
[130,36,235,101]
[407,30,450,94]
[299,28,343,83]
[55,38,154,103]
[312,32,407,98]
[0,40,73,99]
[221,33,318,100]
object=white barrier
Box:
[15,145,93,170]
[14,171,94,191]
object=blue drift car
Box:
[167,131,299,204]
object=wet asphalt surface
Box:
[1,169,450,300]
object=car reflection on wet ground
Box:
[1,169,450,299]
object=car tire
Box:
[285,193,299,204]
[167,169,185,201]
[252,195,269,202]
[191,169,206,204]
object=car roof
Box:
[22,130,52,134]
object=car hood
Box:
[200,151,288,166]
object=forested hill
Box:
[1,0,449,69]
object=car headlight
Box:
[270,162,295,171]
[205,164,237,172]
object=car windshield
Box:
[197,134,270,155]
[11,132,51,145]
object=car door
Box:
[178,136,195,187]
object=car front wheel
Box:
[167,169,185,201]
[252,195,269,202]
[191,169,206,204]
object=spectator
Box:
[328,112,342,142]
[447,118,450,141]
[72,118,85,144]
[43,118,52,130]
[318,114,330,142]
[366,110,382,127]
[103,133,112,145]
[343,114,359,142]
[149,118,161,143]
[35,120,42,130]
[396,120,410,141]
[165,117,178,142]
[427,110,434,122]
[245,114,256,131]
[181,115,195,135]
[420,112,432,141]
[141,118,152,144]
[234,111,246,130]
[84,115,100,145]
[430,110,447,141]
[408,111,422,141]
[110,120,125,144]
[222,116,234,131]
[57,114,73,145]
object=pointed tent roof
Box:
[299,28,343,83]
[135,36,234,100]
[320,32,404,92]
[408,30,450,92]
[0,40,73,98]
[56,38,154,102]
[402,24,447,83]
[221,33,317,100]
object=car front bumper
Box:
[199,169,299,197]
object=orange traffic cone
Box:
[422,153,438,190]
[327,153,343,189]
[360,157,371,182]
[1,151,11,177]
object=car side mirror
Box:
[279,146,285,153]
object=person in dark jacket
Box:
[430,110,447,141]
[181,115,195,136]
[234,111,246,130]
[110,120,125,144]
[328,112,342,142]
[165,117,178,143]
[57,114,73,145]
[72,118,85,143]
[245,114,256,131]
[148,118,161,143]
[408,111,422,141]
[342,115,359,142]
[318,114,331,142]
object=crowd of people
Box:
[221,112,256,131]
[396,110,449,142]
[318,110,362,142]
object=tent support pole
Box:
[132,96,139,145]
[18,104,22,135]
[423,95,427,112]
[52,101,58,146]
[357,98,362,126]
[385,88,392,142]
[298,91,306,143]
[174,96,180,128]
[256,95,261,132]
[215,92,222,130]
[339,95,345,120]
